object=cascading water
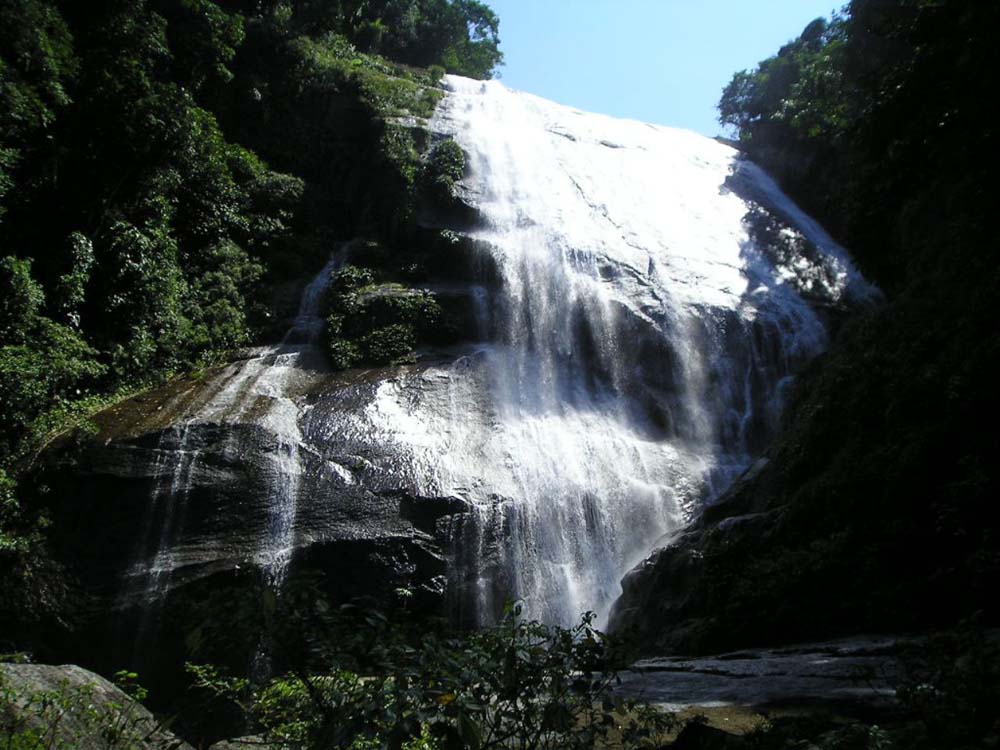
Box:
[348,76,873,627]
[123,254,341,622]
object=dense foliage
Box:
[673,0,1000,650]
[719,1,997,291]
[188,598,673,750]
[324,263,442,368]
[223,0,502,79]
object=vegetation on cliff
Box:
[618,0,998,656]
[0,0,498,459]
[324,262,442,368]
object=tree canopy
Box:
[718,0,998,288]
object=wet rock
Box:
[607,455,787,654]
[0,663,192,750]
[28,355,471,698]
[614,635,902,714]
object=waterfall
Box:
[120,77,872,636]
[351,76,873,627]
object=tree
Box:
[151,0,245,92]
[0,257,45,345]
[0,0,76,219]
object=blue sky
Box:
[485,1,842,136]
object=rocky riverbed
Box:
[616,635,903,713]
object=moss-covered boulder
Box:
[0,662,192,750]
[324,261,442,368]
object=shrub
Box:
[189,604,675,750]
[326,335,361,370]
[0,468,28,555]
[423,138,466,204]
[54,233,95,329]
[895,623,1000,748]
[0,319,106,458]
[0,258,44,346]
[324,265,440,369]
[359,323,416,365]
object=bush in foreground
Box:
[189,601,674,750]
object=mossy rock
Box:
[0,663,193,750]
[324,265,441,368]
[419,137,470,219]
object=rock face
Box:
[608,254,997,656]
[35,354,466,686]
[364,75,873,630]
[0,663,193,750]
[49,365,459,608]
[26,75,874,691]
[608,457,786,653]
[613,635,902,711]
[28,248,480,687]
